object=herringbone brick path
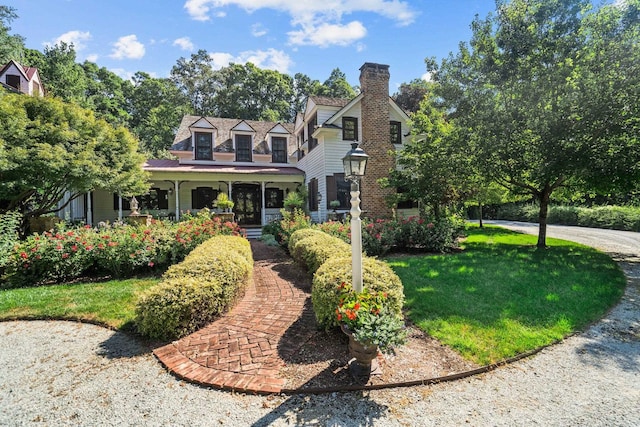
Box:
[153,240,316,394]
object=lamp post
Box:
[342,143,369,293]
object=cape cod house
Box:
[76,62,416,233]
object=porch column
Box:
[261,181,266,226]
[174,180,180,221]
[86,191,93,226]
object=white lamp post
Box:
[342,143,369,293]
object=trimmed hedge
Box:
[312,255,405,329]
[493,204,640,232]
[287,228,325,254]
[135,235,252,340]
[289,229,351,274]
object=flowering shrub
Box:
[315,215,463,255]
[2,210,246,288]
[4,224,98,287]
[336,283,406,353]
[172,209,245,261]
[276,208,311,248]
[0,211,21,271]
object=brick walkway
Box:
[153,240,316,394]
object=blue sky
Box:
[7,0,498,91]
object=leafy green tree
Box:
[40,42,88,104]
[82,61,132,126]
[434,0,640,247]
[0,6,24,64]
[127,72,191,156]
[214,62,293,121]
[321,68,357,99]
[386,94,469,219]
[0,93,148,227]
[392,78,430,113]
[170,49,220,115]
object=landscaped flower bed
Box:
[2,209,245,288]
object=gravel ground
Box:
[1,223,639,426]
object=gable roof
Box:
[171,116,294,152]
[309,96,351,108]
[0,59,39,82]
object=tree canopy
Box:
[432,0,640,247]
[0,93,148,221]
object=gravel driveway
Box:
[1,223,639,426]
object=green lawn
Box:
[386,225,627,365]
[0,277,159,331]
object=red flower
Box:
[62,253,69,259]
[20,252,28,259]
[71,245,78,252]
[353,303,361,311]
[148,261,155,267]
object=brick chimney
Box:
[359,62,394,218]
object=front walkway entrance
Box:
[233,184,261,226]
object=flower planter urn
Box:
[341,325,382,377]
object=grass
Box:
[0,277,160,331]
[386,225,627,365]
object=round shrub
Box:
[287,228,325,254]
[290,232,351,274]
[312,255,405,329]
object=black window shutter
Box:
[191,189,198,209]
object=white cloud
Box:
[288,21,366,47]
[110,35,145,60]
[421,72,433,82]
[85,53,99,62]
[110,68,136,81]
[173,37,195,51]
[46,30,92,50]
[209,48,293,73]
[183,0,416,47]
[251,23,267,37]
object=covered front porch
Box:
[90,160,305,230]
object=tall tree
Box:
[386,93,470,218]
[321,68,357,99]
[434,0,640,247]
[214,62,293,121]
[170,49,220,115]
[82,61,132,126]
[127,72,191,156]
[0,6,24,64]
[392,78,430,113]
[0,93,148,224]
[40,42,87,104]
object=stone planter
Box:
[29,216,61,234]
[341,325,382,377]
[213,213,235,222]
[126,214,152,227]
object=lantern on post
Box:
[341,143,369,293]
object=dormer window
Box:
[195,132,213,160]
[342,117,358,141]
[235,134,252,162]
[271,137,287,163]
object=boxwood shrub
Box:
[135,235,252,340]
[312,255,405,329]
[289,230,351,274]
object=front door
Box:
[233,184,261,226]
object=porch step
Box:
[243,227,262,240]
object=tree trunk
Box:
[478,202,484,228]
[537,189,551,248]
